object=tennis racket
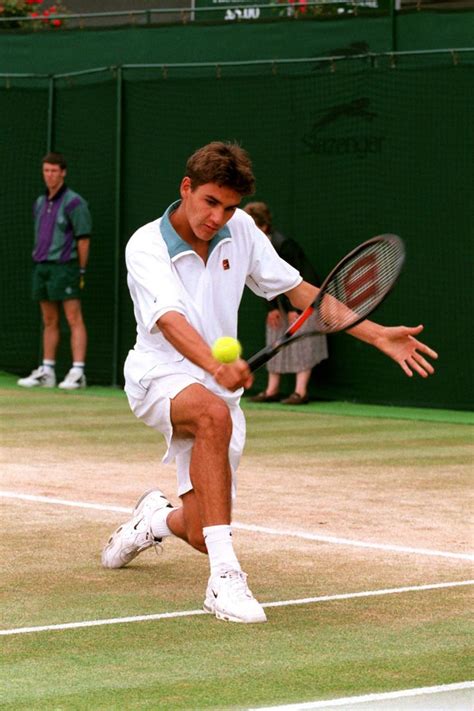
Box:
[247,233,405,373]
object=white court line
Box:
[234,522,474,561]
[247,681,474,710]
[2,491,473,561]
[1,579,473,636]
[0,491,132,514]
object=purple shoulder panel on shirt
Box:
[64,196,82,214]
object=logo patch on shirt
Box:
[222,259,230,270]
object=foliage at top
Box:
[0,0,67,29]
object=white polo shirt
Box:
[124,201,302,401]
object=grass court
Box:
[1,371,473,709]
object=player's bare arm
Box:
[285,280,319,311]
[157,311,253,390]
[285,280,438,378]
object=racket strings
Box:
[247,234,405,372]
[316,238,405,332]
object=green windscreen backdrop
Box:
[0,40,472,409]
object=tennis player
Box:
[101,141,437,624]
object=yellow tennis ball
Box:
[212,336,242,363]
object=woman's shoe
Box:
[280,392,309,405]
[249,391,281,403]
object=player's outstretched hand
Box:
[213,358,254,391]
[375,325,438,377]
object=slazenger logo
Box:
[302,97,385,158]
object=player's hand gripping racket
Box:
[247,234,405,373]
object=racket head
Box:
[312,233,405,334]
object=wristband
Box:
[79,268,87,274]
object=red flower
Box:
[52,18,61,25]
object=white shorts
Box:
[126,372,246,498]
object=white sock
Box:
[203,524,241,576]
[42,360,55,372]
[72,362,85,371]
[150,506,176,539]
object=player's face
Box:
[181,179,242,241]
[42,162,66,193]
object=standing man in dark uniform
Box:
[18,152,92,390]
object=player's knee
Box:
[196,400,232,441]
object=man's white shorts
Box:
[126,372,246,498]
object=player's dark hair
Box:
[244,202,273,231]
[186,142,255,196]
[42,152,67,170]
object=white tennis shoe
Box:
[58,367,86,390]
[17,366,56,388]
[204,569,267,624]
[102,489,172,569]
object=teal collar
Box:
[160,200,231,259]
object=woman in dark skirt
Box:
[245,202,328,405]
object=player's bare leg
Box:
[102,383,266,622]
[169,383,232,523]
[102,382,234,559]
[166,490,207,553]
[168,384,266,622]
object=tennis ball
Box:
[212,336,242,363]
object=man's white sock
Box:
[203,524,241,575]
[42,360,55,372]
[150,506,176,539]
